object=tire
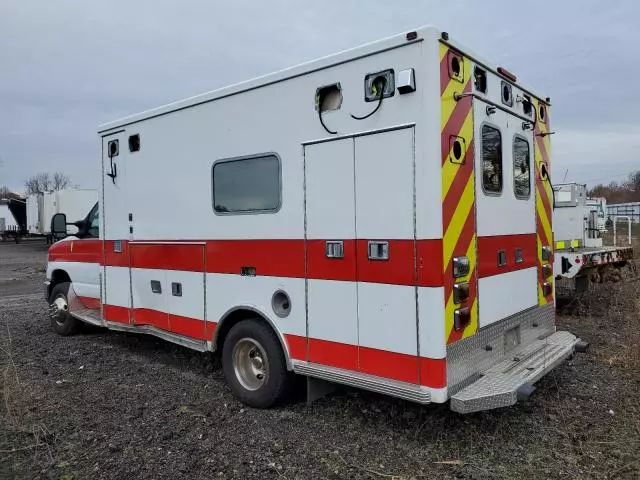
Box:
[48,282,80,336]
[222,319,293,408]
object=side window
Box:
[212,154,281,214]
[513,137,531,199]
[89,207,100,237]
[481,125,503,194]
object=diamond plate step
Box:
[450,331,578,414]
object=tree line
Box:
[0,172,72,199]
[587,170,640,204]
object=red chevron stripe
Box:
[443,206,476,301]
[535,170,552,218]
[441,81,472,165]
[440,51,451,96]
[442,149,474,233]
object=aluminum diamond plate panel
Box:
[447,303,555,394]
[450,330,578,413]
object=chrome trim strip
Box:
[292,361,431,404]
[104,321,209,352]
[70,310,104,328]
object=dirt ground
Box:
[1,236,639,480]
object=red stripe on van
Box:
[100,307,446,388]
[477,233,537,278]
[77,296,101,310]
[61,238,445,286]
[103,304,130,324]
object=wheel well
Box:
[49,269,71,297]
[214,308,291,369]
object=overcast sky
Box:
[1,0,638,193]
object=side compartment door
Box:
[304,138,359,370]
[101,133,132,324]
[165,244,207,339]
[354,128,418,384]
[473,100,537,327]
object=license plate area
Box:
[504,325,521,353]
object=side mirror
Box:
[51,213,68,238]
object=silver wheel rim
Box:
[232,338,269,391]
[50,294,69,326]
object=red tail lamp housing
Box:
[454,307,471,331]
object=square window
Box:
[212,154,281,214]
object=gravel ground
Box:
[1,238,639,480]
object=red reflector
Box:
[406,31,418,41]
[497,66,517,82]
[575,257,581,264]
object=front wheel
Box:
[48,282,80,336]
[222,319,293,408]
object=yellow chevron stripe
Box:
[536,194,552,241]
[442,177,474,266]
[440,44,478,342]
[442,110,474,199]
[440,46,472,131]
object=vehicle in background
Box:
[586,196,607,232]
[27,189,98,243]
[0,198,27,243]
[553,183,633,293]
[45,25,586,414]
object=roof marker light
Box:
[497,66,517,82]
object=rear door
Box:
[473,100,537,327]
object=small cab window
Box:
[513,137,531,198]
[89,205,99,237]
[481,125,503,194]
[213,154,281,214]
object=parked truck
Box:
[27,189,98,243]
[44,25,587,414]
[554,183,633,292]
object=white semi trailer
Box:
[27,189,98,242]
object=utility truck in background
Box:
[586,196,607,232]
[27,189,98,243]
[553,183,633,292]
[44,25,589,414]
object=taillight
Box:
[453,282,470,304]
[542,282,553,297]
[542,264,553,278]
[454,307,471,331]
[452,256,470,278]
[541,245,552,261]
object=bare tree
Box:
[24,172,71,195]
[0,186,21,200]
[52,172,71,190]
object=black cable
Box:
[541,163,555,210]
[318,103,336,135]
[351,77,386,120]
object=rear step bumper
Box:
[450,331,579,414]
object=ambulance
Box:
[45,26,586,413]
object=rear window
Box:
[212,154,281,214]
[481,125,502,194]
[513,137,531,198]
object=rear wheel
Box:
[222,319,293,408]
[48,282,80,336]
